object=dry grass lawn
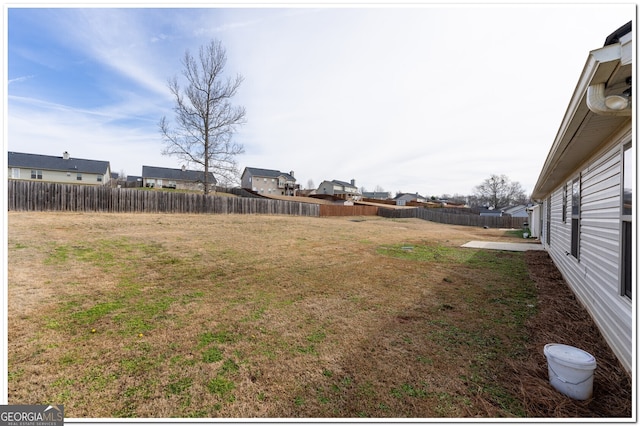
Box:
[7,212,631,419]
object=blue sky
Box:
[5,3,634,196]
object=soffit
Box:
[531,44,632,199]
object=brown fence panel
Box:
[319,204,379,217]
[378,207,527,228]
[9,180,529,227]
[7,180,320,217]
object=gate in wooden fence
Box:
[7,180,320,216]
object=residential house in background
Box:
[478,208,503,217]
[531,22,632,374]
[112,173,143,188]
[241,167,299,196]
[126,175,143,188]
[317,179,360,201]
[8,151,111,185]
[503,204,530,218]
[394,192,428,206]
[142,165,216,192]
[362,191,391,200]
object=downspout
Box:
[586,83,631,116]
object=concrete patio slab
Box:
[461,241,545,252]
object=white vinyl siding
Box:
[9,167,106,184]
[544,134,631,373]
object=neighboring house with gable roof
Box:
[394,192,428,206]
[362,191,391,200]
[531,22,632,374]
[142,165,216,192]
[8,151,111,185]
[317,179,360,200]
[241,167,299,196]
[503,204,530,218]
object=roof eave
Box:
[531,40,629,200]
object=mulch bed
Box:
[503,250,632,417]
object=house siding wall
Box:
[252,176,281,194]
[542,129,632,373]
[10,167,109,185]
[527,205,541,238]
[242,171,296,195]
[317,181,336,195]
[240,173,250,189]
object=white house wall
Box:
[527,205,541,238]
[10,167,109,185]
[542,129,632,373]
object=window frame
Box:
[546,196,551,245]
[31,169,42,180]
[620,142,633,299]
[562,183,567,223]
[571,175,581,259]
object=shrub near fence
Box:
[7,180,320,216]
[378,206,528,229]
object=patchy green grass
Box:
[504,229,530,239]
[377,242,472,263]
[9,212,541,418]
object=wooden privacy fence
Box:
[7,180,320,216]
[319,204,379,217]
[378,206,528,229]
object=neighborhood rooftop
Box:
[243,167,295,179]
[8,151,109,174]
[142,165,216,183]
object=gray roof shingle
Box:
[8,151,110,174]
[244,167,295,180]
[142,165,216,184]
[332,179,357,189]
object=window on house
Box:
[571,176,580,259]
[31,170,42,179]
[97,175,103,182]
[77,173,83,181]
[622,143,632,299]
[562,184,567,223]
[12,168,20,179]
[546,197,551,245]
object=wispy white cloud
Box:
[42,9,176,97]
[8,75,34,85]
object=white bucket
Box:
[543,343,597,400]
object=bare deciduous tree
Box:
[159,39,246,194]
[474,174,527,209]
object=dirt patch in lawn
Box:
[7,212,631,419]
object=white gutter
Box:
[531,33,632,200]
[586,83,631,116]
